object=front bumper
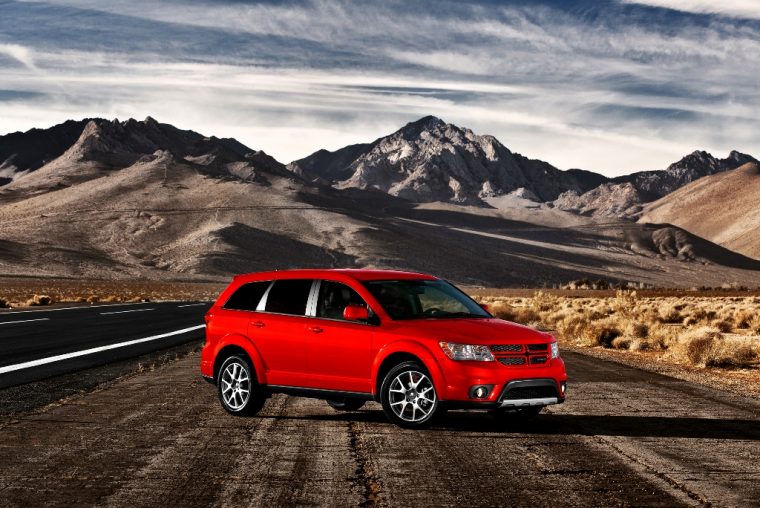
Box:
[438,356,567,407]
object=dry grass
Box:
[476,290,760,371]
[0,277,225,309]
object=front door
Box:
[303,280,374,393]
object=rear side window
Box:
[265,279,313,316]
[223,281,271,311]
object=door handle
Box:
[308,326,323,333]
[251,321,266,328]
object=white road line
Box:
[0,325,206,375]
[177,303,208,308]
[1,302,151,315]
[100,308,155,315]
[0,318,50,326]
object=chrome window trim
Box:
[305,280,320,317]
[255,280,276,312]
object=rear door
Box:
[303,280,374,393]
[249,279,314,387]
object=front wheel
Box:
[218,355,266,416]
[380,361,439,429]
[326,399,366,411]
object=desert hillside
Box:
[1,117,759,288]
[639,163,760,260]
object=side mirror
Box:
[343,304,369,321]
[479,303,490,312]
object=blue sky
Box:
[0,0,758,175]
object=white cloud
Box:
[620,0,760,19]
[0,44,37,69]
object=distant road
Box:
[0,301,210,388]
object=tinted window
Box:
[224,281,271,311]
[265,279,313,316]
[317,281,367,320]
[363,280,490,320]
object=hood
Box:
[385,317,553,345]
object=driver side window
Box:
[316,281,367,321]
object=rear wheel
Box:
[218,355,266,416]
[380,361,439,429]
[326,399,366,411]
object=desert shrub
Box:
[682,316,699,327]
[682,307,708,323]
[577,319,621,348]
[488,300,518,321]
[556,315,590,343]
[711,319,733,333]
[750,315,760,334]
[659,304,682,324]
[530,291,560,313]
[101,295,120,303]
[74,297,87,303]
[25,294,52,307]
[611,290,637,317]
[669,327,722,367]
[647,323,674,349]
[625,321,649,339]
[611,337,632,350]
[514,307,541,325]
[707,344,758,369]
[86,295,99,304]
[586,309,607,321]
[734,309,754,329]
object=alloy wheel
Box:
[387,370,437,423]
[220,360,251,410]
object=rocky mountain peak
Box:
[0,119,91,184]
[60,117,256,168]
[290,116,596,204]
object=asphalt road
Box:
[0,301,210,388]
[0,348,758,507]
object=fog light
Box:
[469,385,493,399]
[560,382,567,396]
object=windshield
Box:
[363,279,491,320]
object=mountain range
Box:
[1,116,758,287]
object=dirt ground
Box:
[0,347,757,507]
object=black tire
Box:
[217,355,266,416]
[380,361,439,429]
[490,405,543,421]
[326,399,366,411]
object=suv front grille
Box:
[498,357,526,366]
[490,343,552,367]
[491,344,522,353]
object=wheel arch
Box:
[372,341,446,401]
[212,334,267,385]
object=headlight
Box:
[439,342,495,361]
[551,342,559,359]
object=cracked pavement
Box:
[0,350,758,507]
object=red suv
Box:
[201,269,567,428]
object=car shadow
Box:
[258,410,760,440]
